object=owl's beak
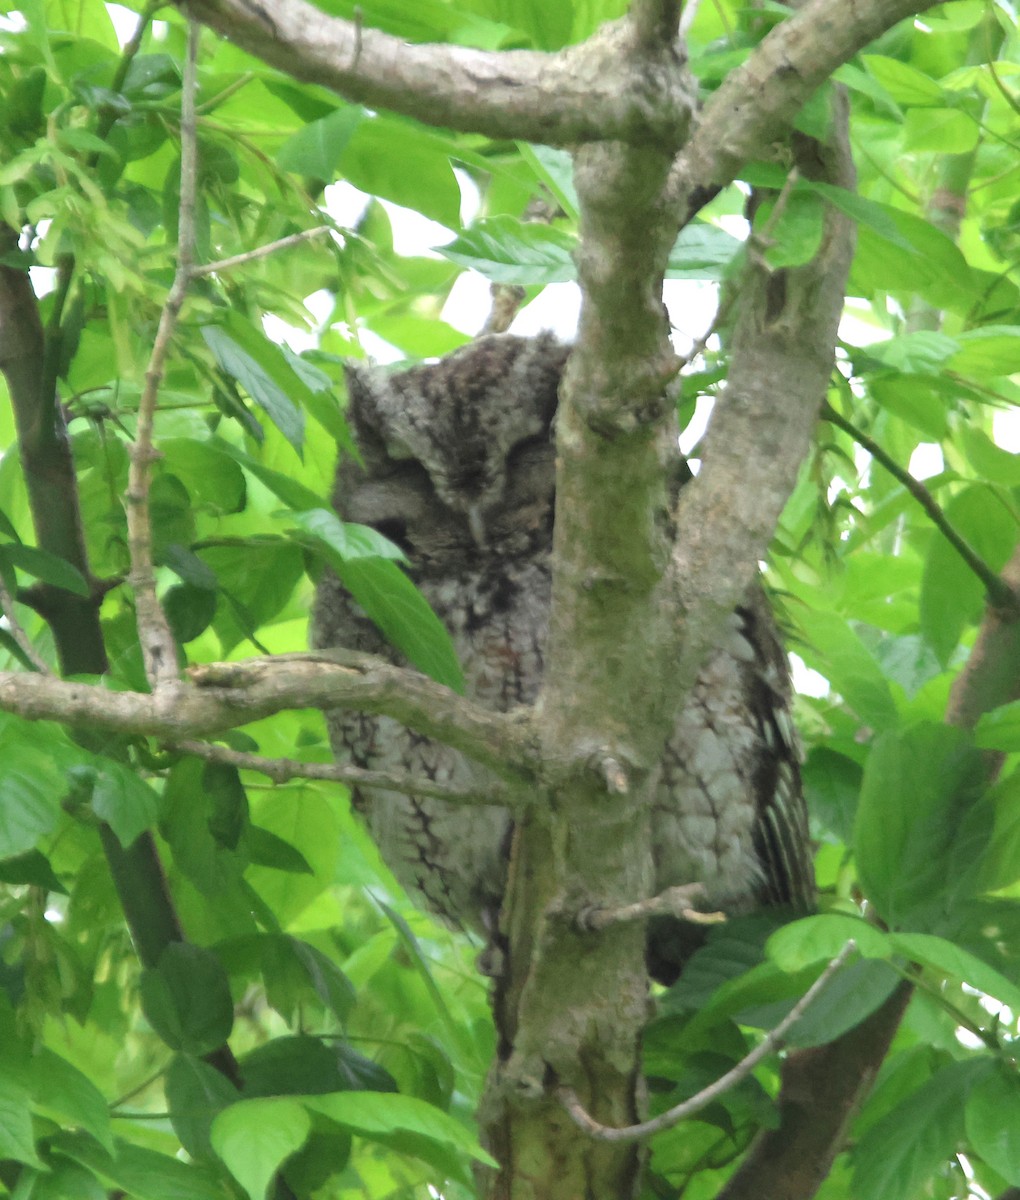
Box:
[467,504,488,549]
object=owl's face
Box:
[337,335,567,568]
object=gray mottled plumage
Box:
[312,334,812,982]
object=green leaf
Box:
[140,944,234,1055]
[276,105,363,180]
[0,1073,42,1166]
[259,938,354,1025]
[160,439,247,515]
[90,759,160,848]
[855,724,986,929]
[0,543,89,596]
[440,215,577,284]
[865,331,959,374]
[31,1049,113,1153]
[975,702,1020,753]
[889,932,1020,1012]
[54,1130,233,1200]
[341,115,461,225]
[766,914,892,969]
[245,825,313,875]
[966,1067,1020,1184]
[305,1090,496,1176]
[755,189,825,269]
[335,556,465,693]
[0,740,67,858]
[961,428,1020,486]
[920,485,1017,665]
[903,106,978,153]
[213,1097,311,1200]
[164,582,217,644]
[792,610,899,729]
[666,221,740,280]
[861,55,945,105]
[203,761,249,851]
[0,849,66,892]
[975,770,1020,893]
[219,443,324,511]
[518,142,578,217]
[165,1053,239,1163]
[203,318,307,455]
[854,1059,991,1200]
[868,373,949,440]
[289,508,405,562]
[949,326,1020,377]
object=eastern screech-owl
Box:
[312,334,812,982]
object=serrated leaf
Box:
[440,215,577,284]
[203,319,307,455]
[890,932,1020,1012]
[666,221,740,280]
[90,759,160,848]
[966,1067,1020,1184]
[0,743,66,858]
[855,724,986,929]
[866,331,959,373]
[854,1060,991,1200]
[920,485,1016,665]
[0,1074,42,1166]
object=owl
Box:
[312,334,812,983]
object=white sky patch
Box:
[993,407,1020,452]
[909,442,944,480]
[790,652,830,699]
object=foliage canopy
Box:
[1,1,1020,1198]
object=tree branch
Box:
[668,87,856,698]
[823,401,1016,612]
[174,0,693,146]
[127,19,199,687]
[628,0,681,48]
[670,0,947,224]
[716,981,914,1200]
[558,941,855,1143]
[172,737,514,806]
[0,651,536,782]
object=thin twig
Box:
[189,225,335,277]
[0,581,52,674]
[822,402,1016,611]
[558,941,856,1143]
[126,20,202,687]
[171,737,514,806]
[579,882,725,931]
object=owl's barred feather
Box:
[312,334,812,983]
